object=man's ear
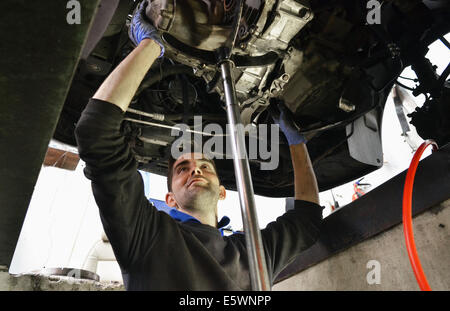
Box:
[218,185,226,200]
[165,192,178,208]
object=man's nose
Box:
[191,166,202,176]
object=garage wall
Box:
[273,199,450,291]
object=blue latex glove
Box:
[271,102,307,145]
[128,1,165,58]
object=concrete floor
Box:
[0,266,123,291]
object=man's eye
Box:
[178,167,187,174]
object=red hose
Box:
[402,139,438,291]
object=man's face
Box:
[166,153,225,211]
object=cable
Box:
[437,62,450,87]
[440,36,450,51]
[402,139,438,291]
[398,76,418,82]
[395,80,416,92]
[224,0,235,12]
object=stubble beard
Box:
[181,182,219,215]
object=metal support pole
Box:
[219,58,271,291]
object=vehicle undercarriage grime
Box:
[55,0,450,196]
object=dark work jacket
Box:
[74,98,323,290]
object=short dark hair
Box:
[166,144,219,192]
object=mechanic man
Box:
[75,2,322,290]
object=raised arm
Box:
[93,1,164,111]
[74,2,167,269]
[289,143,319,204]
[272,102,319,204]
[93,39,160,111]
[254,102,322,283]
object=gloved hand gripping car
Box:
[128,0,165,57]
[271,100,307,146]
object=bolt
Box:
[339,98,355,112]
[298,8,310,19]
[87,63,101,72]
[240,42,247,50]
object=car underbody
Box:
[54,0,450,197]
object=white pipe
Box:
[82,234,116,273]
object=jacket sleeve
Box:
[260,200,323,282]
[74,98,161,270]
